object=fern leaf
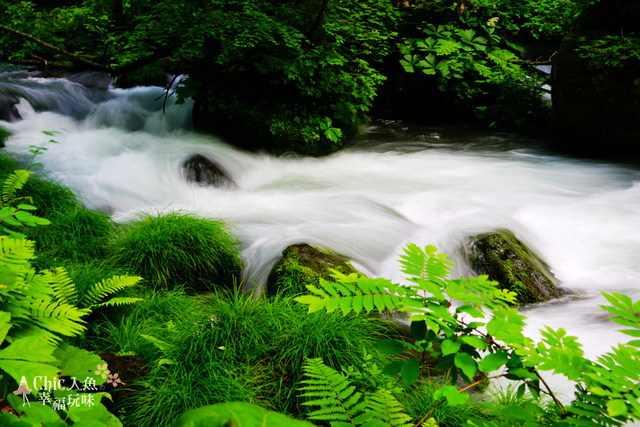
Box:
[2,170,32,207]
[366,390,412,427]
[93,297,144,308]
[45,267,78,306]
[83,274,143,308]
[295,276,402,316]
[300,358,367,426]
[27,299,88,337]
[0,236,36,273]
[140,333,172,353]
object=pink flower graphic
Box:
[95,364,110,379]
[107,372,123,387]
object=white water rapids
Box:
[2,71,640,407]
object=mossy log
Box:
[465,230,567,304]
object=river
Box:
[2,69,640,409]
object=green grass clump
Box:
[109,289,393,427]
[0,126,9,147]
[110,211,242,293]
[0,158,118,270]
[28,205,116,269]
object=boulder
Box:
[465,230,566,304]
[182,154,236,188]
[266,244,363,298]
[552,0,640,151]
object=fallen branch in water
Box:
[0,23,171,76]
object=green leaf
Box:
[401,358,420,387]
[382,360,405,376]
[411,320,427,341]
[7,394,64,425]
[0,312,11,342]
[375,339,406,355]
[454,352,477,382]
[607,399,628,417]
[478,350,508,373]
[433,385,469,406]
[507,368,539,381]
[55,343,105,382]
[0,335,57,364]
[460,335,487,350]
[441,339,461,356]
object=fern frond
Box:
[295,275,404,316]
[27,299,88,337]
[399,244,453,299]
[82,274,143,308]
[140,333,172,353]
[45,267,78,306]
[366,390,412,427]
[93,297,144,308]
[300,358,370,426]
[2,170,32,207]
[0,236,36,274]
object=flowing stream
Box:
[2,69,640,406]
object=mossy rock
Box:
[465,230,566,304]
[266,244,363,297]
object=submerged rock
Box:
[182,154,236,188]
[465,230,566,304]
[266,244,363,298]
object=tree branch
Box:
[0,23,173,76]
[307,0,331,42]
[0,23,113,72]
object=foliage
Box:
[177,0,400,155]
[398,11,548,128]
[0,169,51,238]
[297,243,640,426]
[0,171,124,426]
[170,401,315,427]
[0,158,117,270]
[104,288,392,426]
[300,357,413,427]
[49,266,143,310]
[109,211,242,293]
[577,33,640,68]
[0,0,400,155]
[0,126,9,147]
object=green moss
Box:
[467,230,564,304]
[266,244,363,297]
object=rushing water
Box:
[2,69,640,406]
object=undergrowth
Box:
[97,288,395,427]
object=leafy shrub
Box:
[297,243,640,426]
[110,211,242,292]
